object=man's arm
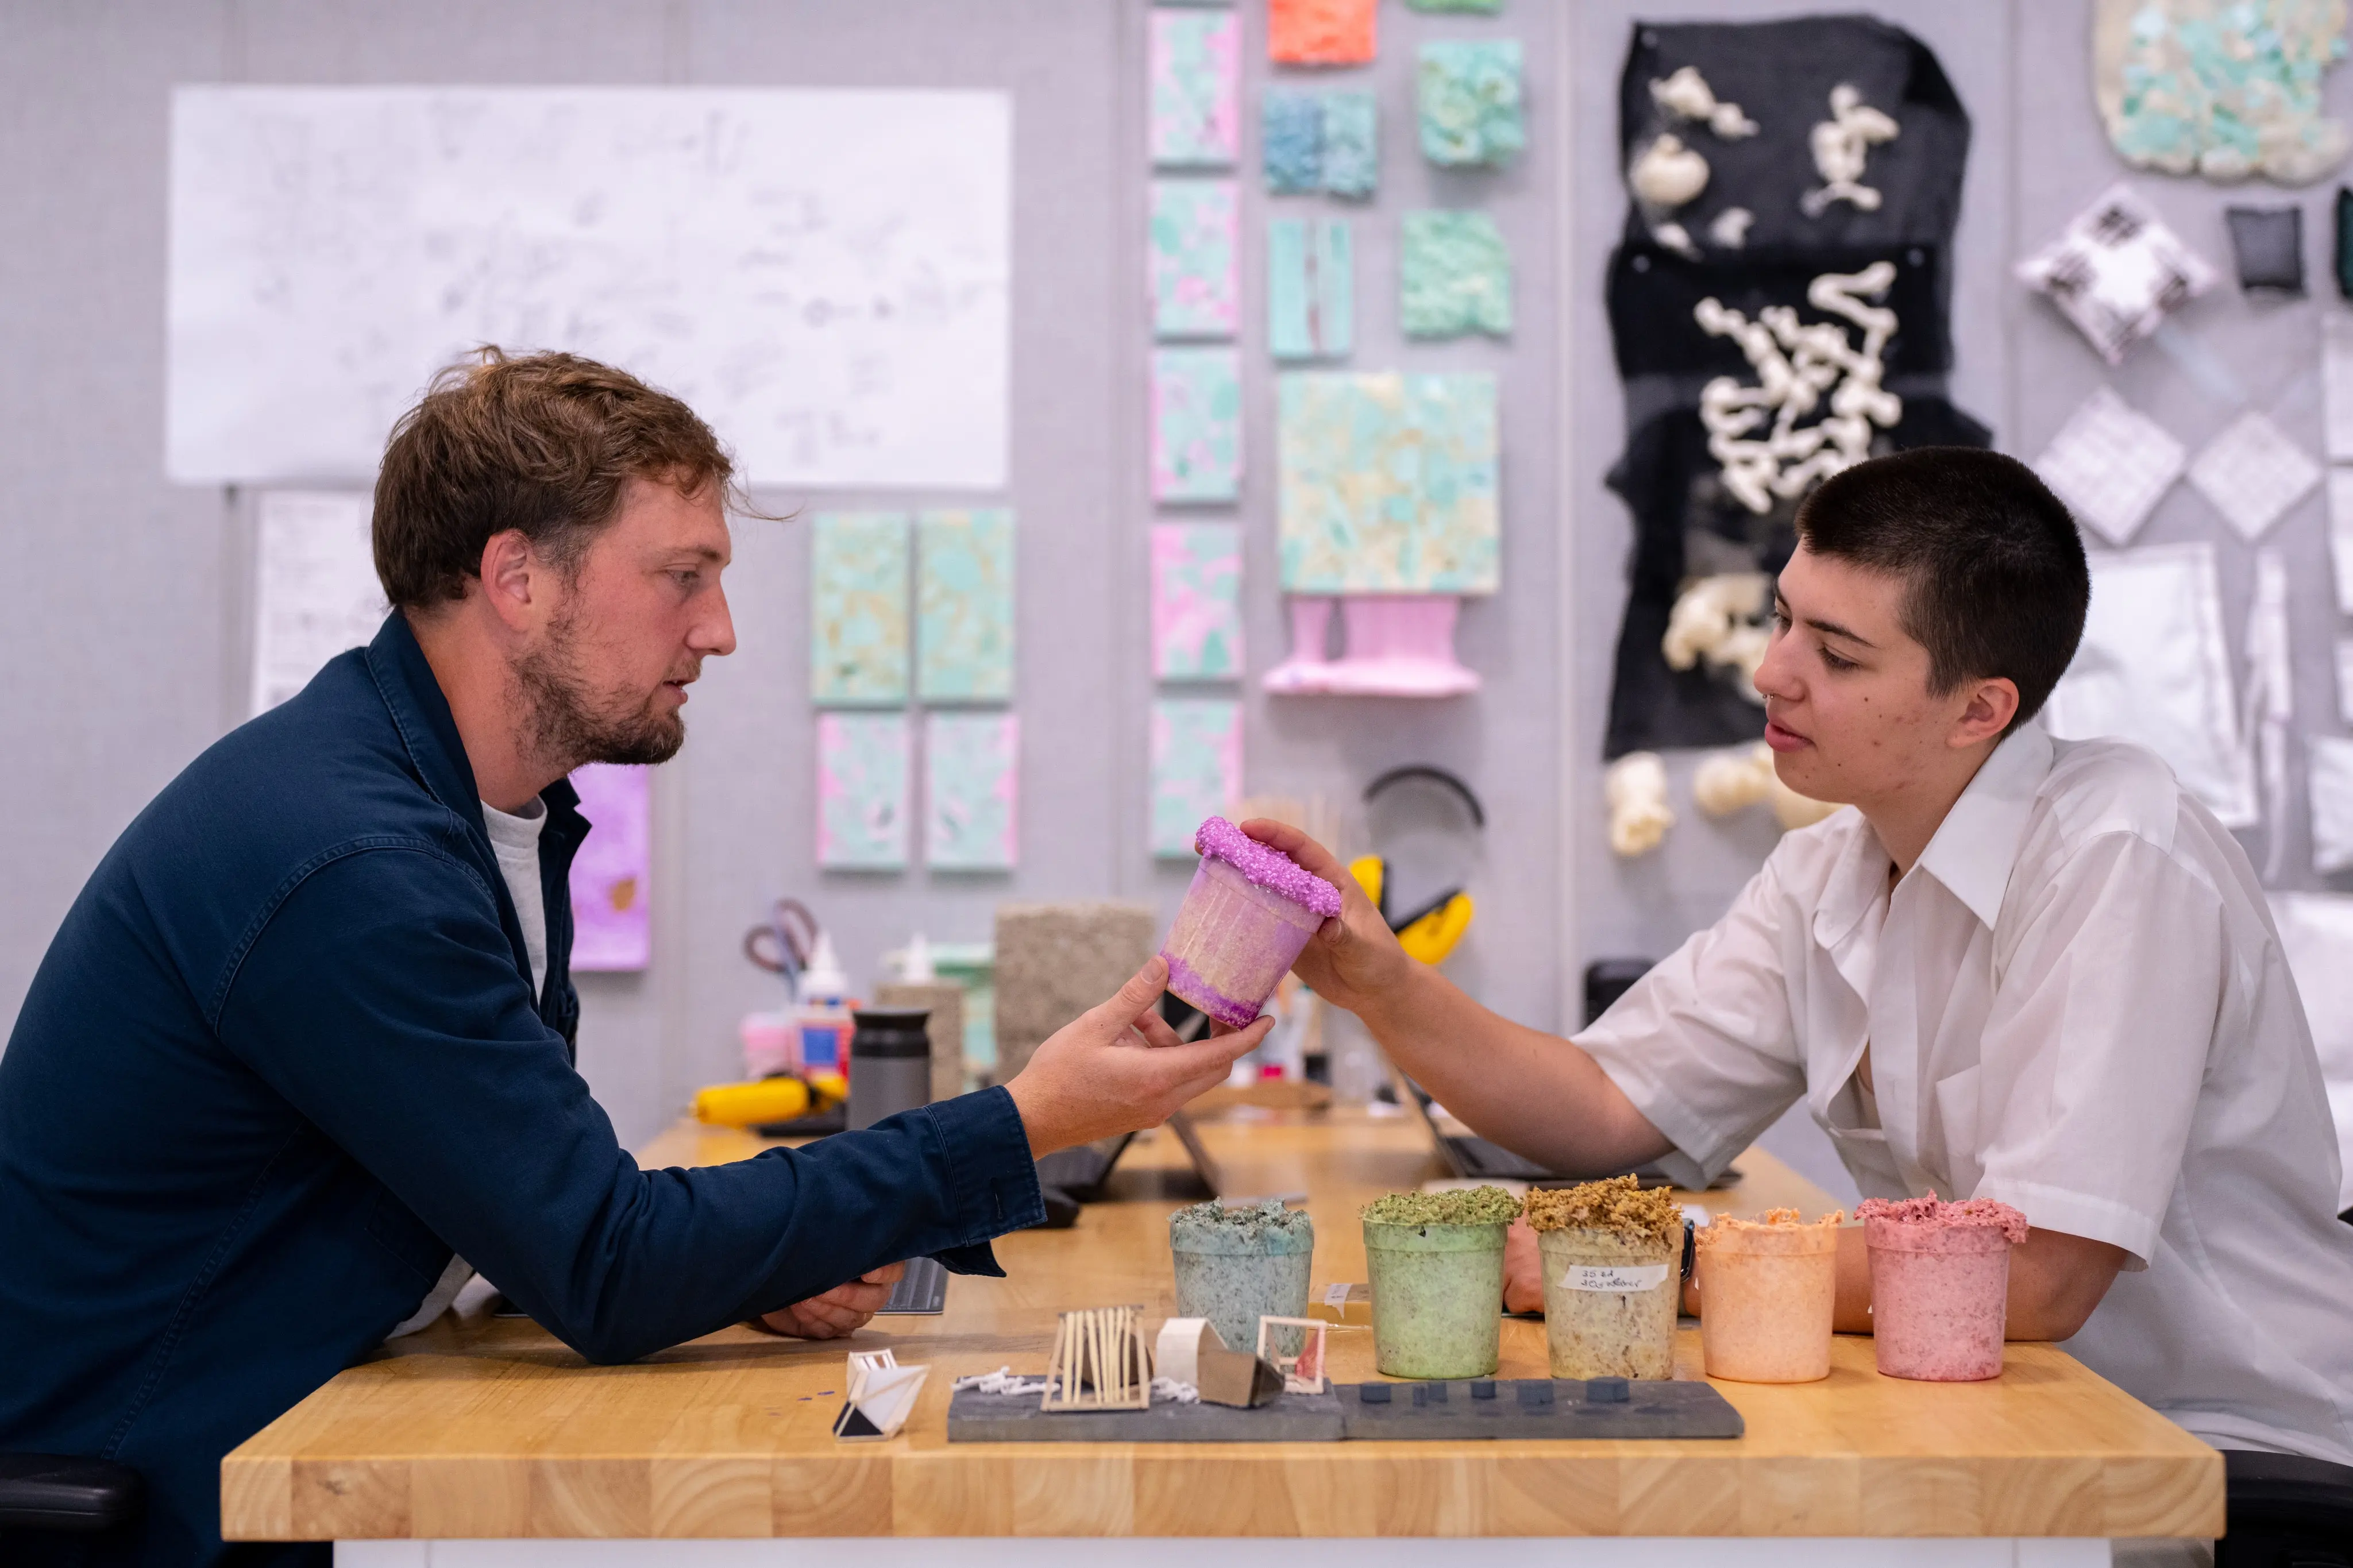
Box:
[221,848,1262,1364]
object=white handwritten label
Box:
[1559,1263,1671,1293]
[1324,1283,1354,1308]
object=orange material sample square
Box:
[1269,0,1376,65]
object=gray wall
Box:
[3,1,2347,1176]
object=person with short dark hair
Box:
[0,351,1268,1568]
[1255,447,2353,1469]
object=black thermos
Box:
[848,1007,934,1131]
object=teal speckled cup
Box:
[1364,1218,1508,1378]
[1169,1202,1314,1357]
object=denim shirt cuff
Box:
[921,1084,1044,1272]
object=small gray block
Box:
[991,903,1156,1082]
[1471,1380,1496,1400]
[1587,1377,1630,1404]
[1343,1380,1742,1440]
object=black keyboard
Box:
[878,1255,947,1315]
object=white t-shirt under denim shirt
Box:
[386,795,548,1338]
[1578,723,2353,1466]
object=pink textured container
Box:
[1859,1195,2029,1382]
[1695,1208,1844,1384]
[1160,818,1343,1029]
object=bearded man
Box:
[0,352,1260,1568]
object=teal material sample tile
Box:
[1263,90,1324,193]
[916,508,1015,702]
[1400,210,1511,338]
[1278,371,1499,594]
[1151,10,1240,168]
[1151,523,1244,679]
[810,512,909,705]
[1152,347,1243,502]
[1418,40,1524,166]
[1151,179,1240,338]
[925,710,1019,871]
[816,712,909,871]
[1321,91,1378,196]
[1269,218,1353,360]
[1151,698,1243,858]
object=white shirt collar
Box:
[1912,723,2054,930]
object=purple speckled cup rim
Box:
[1191,816,1343,918]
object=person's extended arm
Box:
[1238,819,1673,1176]
[221,848,1264,1364]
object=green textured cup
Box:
[1363,1218,1509,1378]
[1169,1202,1314,1357]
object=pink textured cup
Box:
[1858,1195,2028,1382]
[1160,817,1343,1028]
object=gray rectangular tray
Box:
[1338,1378,1743,1440]
[945,1378,1741,1443]
[947,1387,1344,1442]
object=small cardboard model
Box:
[1256,1316,1329,1395]
[834,1349,929,1442]
[1158,1315,1283,1408]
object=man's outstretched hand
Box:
[1005,956,1271,1157]
[1236,817,1417,1019]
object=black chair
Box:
[2219,1449,2353,1567]
[0,1453,142,1534]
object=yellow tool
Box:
[1348,854,1475,966]
[691,1076,811,1128]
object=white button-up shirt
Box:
[1580,724,2353,1465]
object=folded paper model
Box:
[1158,1314,1286,1408]
[834,1349,930,1442]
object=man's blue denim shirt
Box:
[0,613,1044,1566]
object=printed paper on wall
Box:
[1278,371,1499,594]
[1151,698,1243,857]
[811,512,911,706]
[925,711,1019,871]
[1152,10,1240,168]
[1151,180,1241,339]
[1152,347,1243,502]
[917,508,1015,702]
[817,712,910,871]
[1151,523,1245,679]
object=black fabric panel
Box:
[1601,396,1993,759]
[1615,16,1970,257]
[1606,241,1955,383]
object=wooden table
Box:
[226,1107,2221,1566]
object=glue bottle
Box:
[794,932,855,1094]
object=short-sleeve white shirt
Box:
[1580,723,2353,1465]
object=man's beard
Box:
[511,605,688,773]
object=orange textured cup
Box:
[1694,1208,1845,1384]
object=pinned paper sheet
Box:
[568,763,650,971]
[2327,314,2353,462]
[2339,638,2353,725]
[1418,41,1525,167]
[1268,0,1375,65]
[1151,698,1243,858]
[2032,387,2184,547]
[2043,541,2256,828]
[2187,410,2320,542]
[816,712,909,871]
[1268,218,1353,360]
[925,712,1018,871]
[1151,180,1240,339]
[917,509,1015,703]
[1151,523,1245,679]
[1151,10,1240,168]
[2332,471,2353,619]
[250,490,385,715]
[811,513,911,706]
[1401,211,1511,338]
[168,88,1009,490]
[2310,736,2353,875]
[1152,347,1243,503]
[1278,371,1499,594]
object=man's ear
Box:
[1950,676,2020,748]
[477,530,541,633]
